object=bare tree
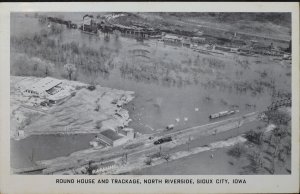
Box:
[162,153,171,163]
[144,157,152,165]
[64,63,77,80]
[227,144,245,158]
[44,62,54,76]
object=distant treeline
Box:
[160,13,291,27]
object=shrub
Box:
[95,121,102,129]
[244,130,264,145]
[227,144,245,158]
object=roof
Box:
[101,129,123,141]
[83,14,93,19]
[28,77,62,93]
[47,89,70,101]
[98,161,115,169]
[164,34,182,40]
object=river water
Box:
[11,134,96,169]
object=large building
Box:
[93,128,134,147]
[81,14,98,34]
[162,34,183,46]
[23,77,62,97]
[23,77,71,104]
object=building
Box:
[94,128,134,147]
[191,37,206,44]
[23,77,62,97]
[81,14,98,34]
[182,38,191,48]
[162,34,183,46]
[23,77,71,104]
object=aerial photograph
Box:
[10,12,291,175]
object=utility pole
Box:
[159,145,162,157]
[187,135,191,152]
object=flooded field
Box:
[11,134,96,169]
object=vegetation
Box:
[64,63,77,80]
[162,153,171,163]
[11,29,115,80]
[86,160,97,175]
[227,144,246,158]
[144,157,152,165]
[264,109,291,126]
[244,130,264,145]
[229,109,291,175]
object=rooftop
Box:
[100,129,123,141]
[164,34,183,40]
[27,77,62,93]
[98,161,115,169]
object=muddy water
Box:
[86,64,272,134]
[11,134,96,169]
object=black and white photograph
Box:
[0,2,299,194]
[9,11,293,176]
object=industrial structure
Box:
[91,128,135,147]
[22,77,72,104]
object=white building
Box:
[23,77,62,97]
[162,34,183,45]
[23,77,71,104]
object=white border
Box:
[0,2,299,194]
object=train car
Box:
[209,110,239,119]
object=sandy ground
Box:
[10,76,134,139]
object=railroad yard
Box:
[10,12,292,175]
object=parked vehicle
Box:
[166,124,174,130]
[154,136,172,145]
[87,85,96,91]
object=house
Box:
[162,34,183,46]
[182,39,191,48]
[94,128,134,147]
[191,37,206,44]
[83,14,93,27]
[81,14,98,34]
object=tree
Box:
[144,157,152,165]
[121,153,128,165]
[227,144,245,158]
[242,151,265,174]
[86,160,97,175]
[245,130,264,145]
[162,153,171,163]
[44,62,54,76]
[64,63,77,80]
